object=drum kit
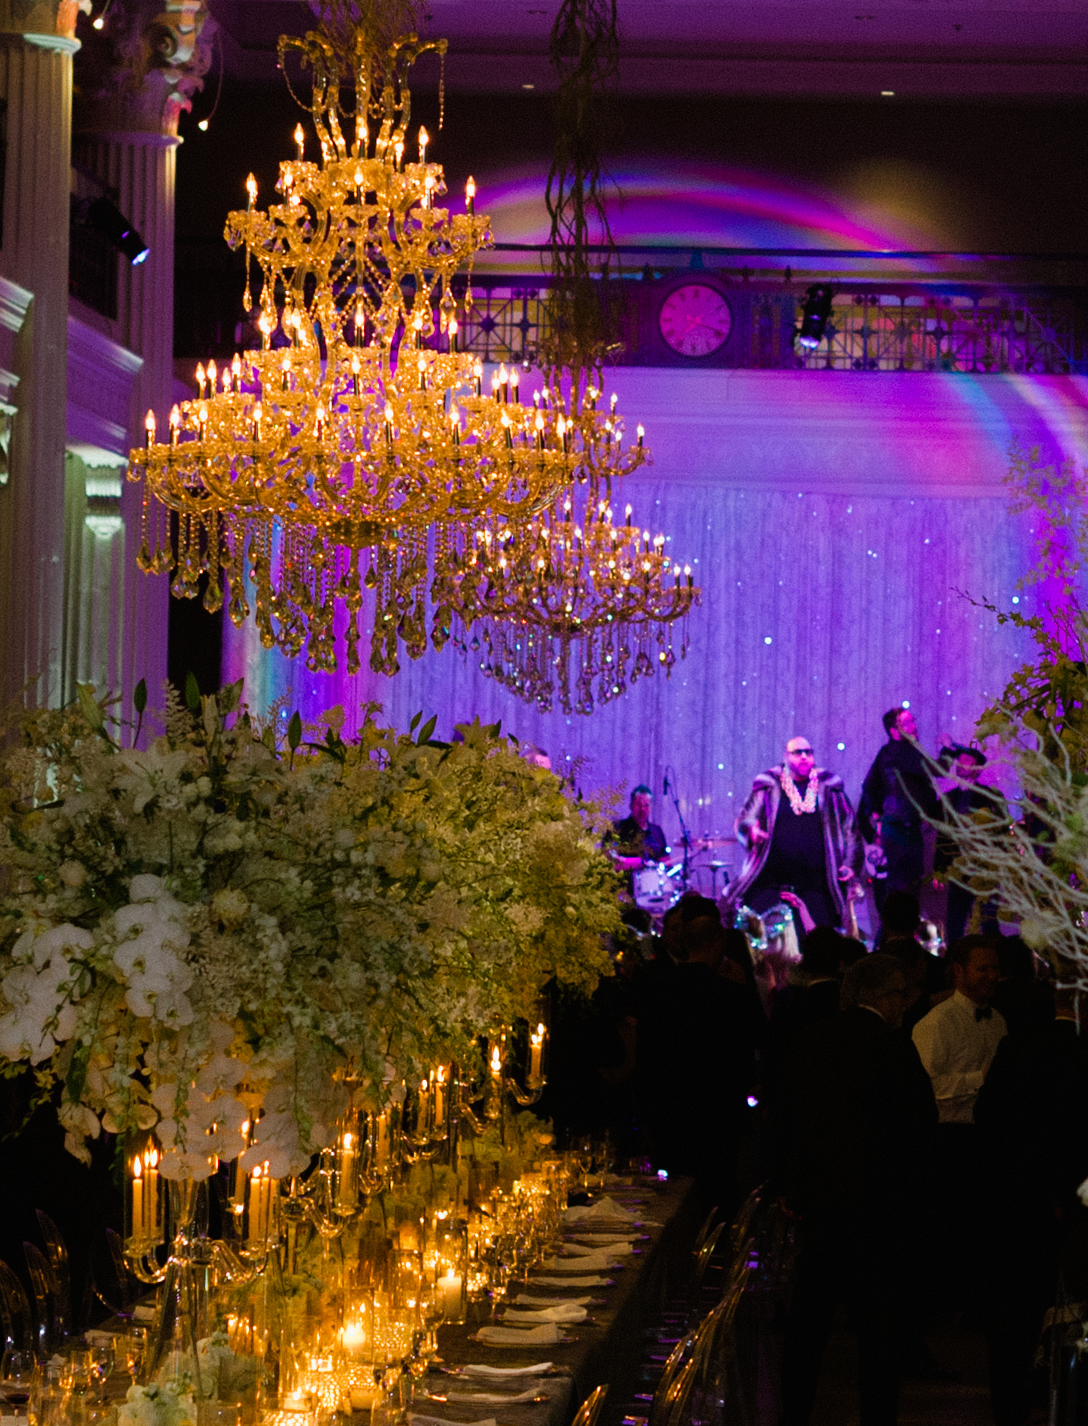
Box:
[627,835,738,919]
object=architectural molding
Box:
[67,314,143,460]
[74,0,214,137]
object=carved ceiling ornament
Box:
[75,0,214,136]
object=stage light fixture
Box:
[796,283,833,350]
[86,196,149,265]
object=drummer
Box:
[610,785,669,873]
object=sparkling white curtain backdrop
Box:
[224,371,1088,876]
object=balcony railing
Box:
[174,240,1088,376]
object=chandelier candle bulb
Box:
[450,408,460,446]
[510,368,520,403]
[625,504,632,526]
[433,1067,446,1129]
[394,138,404,170]
[637,424,645,448]
[246,173,257,210]
[195,361,205,396]
[315,405,325,441]
[351,352,361,396]
[169,405,180,445]
[294,123,305,159]
[417,354,426,391]
[418,125,429,163]
[448,315,458,352]
[474,360,483,396]
[144,410,156,449]
[529,1022,545,1083]
[465,176,475,215]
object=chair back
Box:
[0,1259,32,1352]
[24,1241,64,1354]
[691,1220,726,1293]
[571,1385,609,1426]
[34,1212,72,1335]
[691,1206,719,1259]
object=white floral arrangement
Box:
[117,1380,196,1426]
[0,683,618,1176]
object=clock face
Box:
[658,283,733,358]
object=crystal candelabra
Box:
[127,26,649,677]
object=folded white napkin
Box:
[514,1294,592,1307]
[409,1414,496,1426]
[474,1323,563,1346]
[564,1196,637,1223]
[458,1363,553,1378]
[443,1389,543,1404]
[541,1251,617,1272]
[532,1274,610,1288]
[568,1238,635,1256]
[502,1304,587,1324]
[570,1232,638,1245]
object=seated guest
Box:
[775,955,937,1426]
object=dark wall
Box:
[176,88,1088,255]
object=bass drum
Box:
[633,863,680,914]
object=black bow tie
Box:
[975,1007,992,1022]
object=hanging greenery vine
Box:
[541,0,624,387]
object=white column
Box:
[0,2,80,706]
[73,0,211,726]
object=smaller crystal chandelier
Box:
[433,474,700,715]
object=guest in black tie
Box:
[975,984,1088,1426]
[765,928,845,1097]
[775,955,937,1426]
[638,916,761,1212]
[912,934,1005,1315]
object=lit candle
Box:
[499,363,509,402]
[625,503,632,527]
[417,353,427,391]
[315,404,325,441]
[418,126,429,163]
[490,1043,503,1081]
[294,124,305,160]
[355,302,365,347]
[418,1078,430,1133]
[342,1322,366,1359]
[351,350,361,396]
[529,1022,545,1083]
[510,367,520,404]
[394,138,404,170]
[131,1155,145,1239]
[195,362,206,397]
[339,1131,356,1210]
[384,403,395,453]
[438,1268,463,1322]
[249,1165,264,1241]
[474,360,483,397]
[144,409,156,449]
[637,424,645,449]
[207,359,218,392]
[465,176,475,216]
[246,173,257,210]
[252,402,263,441]
[433,1066,446,1129]
[450,407,460,447]
[169,405,180,446]
[448,315,458,352]
[535,411,545,450]
[375,1110,391,1167]
[145,1147,160,1238]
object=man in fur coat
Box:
[727,737,862,929]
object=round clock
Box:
[658,283,733,358]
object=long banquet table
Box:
[422,1177,699,1426]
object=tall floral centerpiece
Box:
[0,683,618,1176]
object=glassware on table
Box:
[0,1348,37,1413]
[118,1326,148,1385]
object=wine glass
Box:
[1,1349,38,1414]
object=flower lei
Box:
[780,766,818,815]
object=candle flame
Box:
[132,1156,142,1178]
[146,1147,158,1167]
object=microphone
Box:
[663,770,670,795]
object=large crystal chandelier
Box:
[127,25,650,675]
[433,439,700,715]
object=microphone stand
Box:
[665,765,693,893]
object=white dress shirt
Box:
[911,990,1007,1123]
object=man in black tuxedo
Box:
[775,954,938,1426]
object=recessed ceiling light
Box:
[522,82,535,89]
[881,89,895,96]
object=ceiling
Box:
[209,0,1088,97]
